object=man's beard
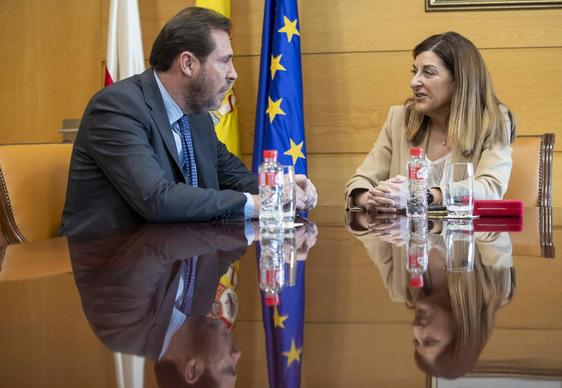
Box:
[184,71,223,115]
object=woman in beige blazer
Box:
[345,32,515,212]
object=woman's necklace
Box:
[428,125,447,147]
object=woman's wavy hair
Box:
[409,256,516,379]
[404,32,515,156]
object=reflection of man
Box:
[70,223,249,388]
[69,223,249,361]
[60,7,317,236]
[155,316,239,388]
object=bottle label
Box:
[407,254,419,268]
[266,172,277,187]
[408,165,428,180]
[259,172,278,187]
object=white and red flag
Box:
[105,0,145,86]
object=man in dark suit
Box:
[60,7,317,236]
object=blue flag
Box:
[259,259,306,388]
[252,0,307,175]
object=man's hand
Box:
[294,174,318,211]
[286,219,318,262]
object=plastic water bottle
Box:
[406,147,428,218]
[406,217,428,289]
[259,226,285,306]
[258,150,284,228]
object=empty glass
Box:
[282,165,296,225]
[443,162,474,217]
[445,220,475,272]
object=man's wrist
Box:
[243,193,260,219]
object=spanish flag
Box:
[195,0,241,157]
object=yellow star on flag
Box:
[278,16,300,43]
[273,306,289,329]
[282,339,303,367]
[266,97,286,123]
[270,54,287,80]
[284,138,305,165]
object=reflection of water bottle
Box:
[406,147,428,218]
[259,227,285,306]
[406,217,428,288]
[258,150,284,228]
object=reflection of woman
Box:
[345,32,515,212]
[412,233,516,379]
[346,213,516,378]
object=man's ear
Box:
[178,51,199,77]
[184,357,205,384]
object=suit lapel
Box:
[189,113,216,188]
[140,69,182,172]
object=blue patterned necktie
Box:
[176,115,198,187]
[179,257,198,314]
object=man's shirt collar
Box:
[153,70,184,127]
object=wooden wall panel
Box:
[107,0,562,57]
[232,0,562,55]
[0,0,102,143]
[236,48,562,155]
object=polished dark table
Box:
[0,206,560,388]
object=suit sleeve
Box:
[216,139,258,194]
[85,87,249,222]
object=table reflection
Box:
[347,211,516,379]
[257,220,317,388]
[69,223,249,388]
[0,206,558,387]
[67,220,317,388]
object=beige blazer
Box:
[345,217,514,304]
[345,105,513,209]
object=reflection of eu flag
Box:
[252,0,307,175]
[261,261,306,388]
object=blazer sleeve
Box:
[472,141,512,200]
[344,106,397,209]
[85,87,249,223]
[215,136,258,194]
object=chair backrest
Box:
[0,143,73,243]
[504,134,555,207]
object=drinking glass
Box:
[443,162,474,217]
[445,220,475,272]
[282,165,296,225]
[283,227,297,287]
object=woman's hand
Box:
[368,213,409,246]
[369,175,408,212]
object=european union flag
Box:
[260,259,306,388]
[252,0,307,175]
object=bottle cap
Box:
[410,147,424,157]
[263,150,278,160]
[409,275,424,288]
[265,293,279,306]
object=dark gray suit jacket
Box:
[60,69,258,235]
